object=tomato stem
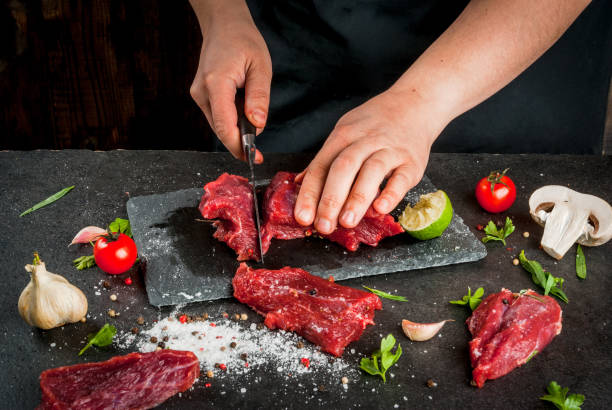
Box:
[487,168,510,193]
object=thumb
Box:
[244,59,272,129]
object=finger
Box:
[373,165,420,214]
[339,149,401,228]
[255,149,263,164]
[207,78,242,159]
[244,59,272,129]
[294,126,358,227]
[314,143,377,234]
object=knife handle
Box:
[236,90,256,137]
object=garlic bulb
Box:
[18,256,88,329]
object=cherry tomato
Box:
[94,233,138,275]
[475,169,516,213]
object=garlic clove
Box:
[402,319,453,342]
[69,226,108,246]
[19,260,88,330]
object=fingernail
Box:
[252,110,266,125]
[296,209,312,223]
[377,198,389,212]
[316,217,331,233]
[342,211,355,226]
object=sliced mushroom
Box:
[529,185,612,259]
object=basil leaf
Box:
[519,251,568,303]
[543,273,555,296]
[78,324,117,356]
[576,245,586,279]
[362,286,408,302]
[108,218,132,237]
[73,254,96,270]
[20,186,75,217]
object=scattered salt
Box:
[95,291,101,296]
[240,388,246,393]
[50,343,56,348]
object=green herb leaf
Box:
[20,186,75,217]
[450,286,484,311]
[73,255,96,270]
[362,286,408,302]
[540,381,584,410]
[482,217,515,246]
[108,218,132,237]
[78,324,117,356]
[359,334,402,383]
[575,245,586,279]
[525,349,538,363]
[519,251,568,303]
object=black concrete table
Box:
[1,151,610,409]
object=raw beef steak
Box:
[466,289,562,388]
[261,171,403,252]
[38,350,199,409]
[233,263,382,356]
[199,173,260,261]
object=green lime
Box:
[399,190,453,240]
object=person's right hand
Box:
[189,0,271,163]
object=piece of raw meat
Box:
[261,171,403,253]
[199,173,260,261]
[233,263,382,356]
[38,350,199,409]
[466,289,562,388]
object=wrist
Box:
[190,0,253,37]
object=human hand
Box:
[189,0,271,162]
[294,89,449,234]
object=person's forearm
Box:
[392,0,591,130]
[189,0,252,36]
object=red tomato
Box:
[475,169,516,213]
[94,233,138,275]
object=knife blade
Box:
[237,96,265,263]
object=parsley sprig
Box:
[482,217,515,245]
[518,250,568,303]
[78,324,117,356]
[362,286,408,302]
[540,381,584,410]
[450,287,484,311]
[359,334,402,383]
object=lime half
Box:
[399,190,453,240]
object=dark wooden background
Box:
[1,0,214,151]
[1,1,611,152]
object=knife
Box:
[237,94,265,263]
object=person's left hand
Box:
[293,88,447,234]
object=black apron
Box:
[242,0,612,155]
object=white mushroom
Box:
[529,185,612,259]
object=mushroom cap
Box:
[529,185,612,247]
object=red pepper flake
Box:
[244,362,249,368]
[124,277,133,285]
[199,347,204,351]
[179,314,188,324]
[210,323,216,327]
[219,363,227,371]
[476,224,484,231]
[328,276,334,283]
[205,383,211,388]
[506,247,512,251]
[216,336,223,339]
[301,358,310,368]
[305,229,312,237]
[247,248,254,256]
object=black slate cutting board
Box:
[126,175,487,306]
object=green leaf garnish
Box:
[450,286,484,311]
[73,255,96,270]
[525,349,538,363]
[575,245,586,280]
[362,286,408,302]
[359,334,402,383]
[482,217,515,245]
[78,324,117,356]
[518,250,568,303]
[19,186,75,217]
[540,381,584,410]
[108,218,132,237]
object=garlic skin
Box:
[402,319,453,342]
[18,261,88,329]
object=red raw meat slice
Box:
[38,350,199,410]
[466,289,562,388]
[199,173,260,261]
[261,171,403,253]
[233,263,382,356]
